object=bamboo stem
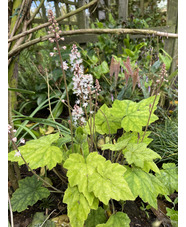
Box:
[8,28,178,59]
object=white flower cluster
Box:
[69,44,101,126]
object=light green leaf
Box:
[118,131,153,145]
[87,157,135,204]
[166,208,178,227]
[142,161,160,174]
[85,207,107,227]
[124,167,168,209]
[11,176,50,212]
[123,143,161,169]
[63,186,98,227]
[64,153,102,207]
[100,61,109,74]
[101,137,131,151]
[96,212,130,227]
[8,133,63,170]
[64,152,134,206]
[112,96,159,132]
[95,104,121,134]
[156,163,178,195]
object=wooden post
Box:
[140,0,144,17]
[164,0,178,73]
[77,0,86,29]
[54,0,61,18]
[118,0,128,21]
[41,3,47,22]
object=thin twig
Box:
[8,193,14,227]
[52,168,67,185]
[28,0,45,25]
[110,199,115,214]
[40,209,56,227]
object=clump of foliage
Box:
[149,118,178,165]
[8,7,178,227]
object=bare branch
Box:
[28,0,45,25]
[8,0,99,43]
[8,0,27,50]
[8,28,178,59]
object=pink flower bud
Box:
[50,52,54,57]
[12,137,17,143]
[14,150,21,157]
[20,138,25,144]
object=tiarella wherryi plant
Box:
[8,10,178,227]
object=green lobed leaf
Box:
[166,208,178,227]
[156,163,178,195]
[11,176,50,212]
[8,133,63,170]
[87,156,135,204]
[101,137,132,151]
[123,143,161,169]
[96,212,131,227]
[142,161,160,174]
[63,185,98,227]
[64,153,101,207]
[124,167,168,209]
[112,95,159,132]
[85,207,107,227]
[118,131,153,145]
[94,104,121,134]
[64,152,134,205]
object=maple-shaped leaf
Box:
[87,156,135,204]
[156,163,178,195]
[63,185,98,227]
[85,207,107,227]
[124,167,168,209]
[96,212,130,227]
[123,143,161,169]
[64,152,104,207]
[117,131,153,146]
[8,133,63,170]
[101,137,131,151]
[95,104,121,134]
[11,176,50,212]
[64,152,134,205]
[112,95,160,132]
[142,161,160,174]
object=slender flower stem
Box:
[141,76,164,142]
[55,37,74,152]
